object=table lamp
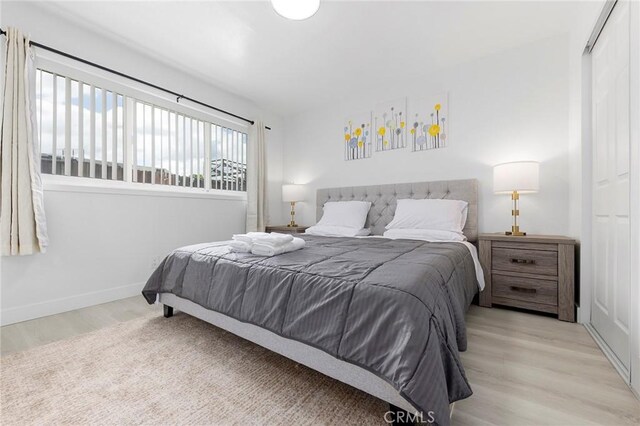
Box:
[493,161,539,236]
[282,184,305,227]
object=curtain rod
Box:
[0,27,271,130]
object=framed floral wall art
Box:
[409,93,449,151]
[343,112,372,161]
[373,98,407,151]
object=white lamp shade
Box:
[493,161,539,194]
[282,184,305,202]
[271,0,320,20]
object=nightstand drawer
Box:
[492,248,558,276]
[492,273,558,306]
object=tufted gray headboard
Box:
[316,179,478,242]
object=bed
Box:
[142,179,480,426]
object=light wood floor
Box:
[1,297,160,356]
[1,298,638,425]
[454,306,639,425]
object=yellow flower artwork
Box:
[410,94,448,152]
[373,99,407,152]
[343,113,372,161]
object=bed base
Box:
[163,305,173,318]
[160,297,453,423]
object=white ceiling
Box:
[40,1,598,116]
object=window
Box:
[35,69,248,192]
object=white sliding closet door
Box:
[591,0,631,373]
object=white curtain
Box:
[246,121,267,232]
[0,28,48,255]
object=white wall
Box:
[1,185,245,324]
[0,1,284,324]
[282,34,572,236]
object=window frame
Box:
[35,52,249,200]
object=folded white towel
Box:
[251,237,305,257]
[232,236,252,245]
[232,232,268,244]
[252,232,294,247]
[233,232,294,247]
[229,240,252,253]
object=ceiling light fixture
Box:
[271,0,320,20]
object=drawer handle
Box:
[510,286,537,294]
[511,258,536,265]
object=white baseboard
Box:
[0,282,144,326]
[631,384,640,401]
[584,323,631,385]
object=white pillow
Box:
[385,198,468,233]
[383,228,466,242]
[316,201,372,230]
[305,225,371,237]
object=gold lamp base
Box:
[505,191,527,236]
[287,201,298,228]
[505,225,526,236]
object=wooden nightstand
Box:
[265,225,309,235]
[478,233,576,322]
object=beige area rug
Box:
[1,312,387,425]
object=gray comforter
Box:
[142,235,478,425]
